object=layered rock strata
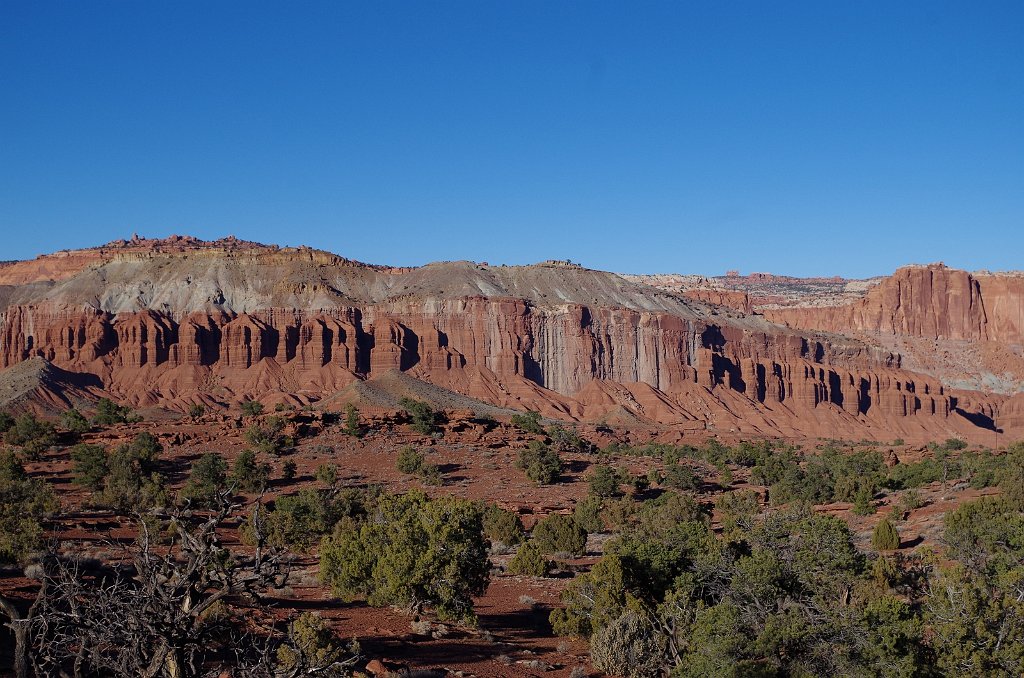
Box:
[763,264,1024,346]
[0,238,1015,442]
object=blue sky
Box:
[1,2,1021,277]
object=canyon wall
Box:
[763,264,1024,346]
[0,299,953,430]
[0,238,1016,441]
[680,289,753,314]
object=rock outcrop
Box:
[764,264,1024,345]
[0,238,1016,443]
[681,289,753,314]
[0,356,106,413]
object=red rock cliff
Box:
[764,264,1024,345]
[0,240,1012,442]
[0,299,958,433]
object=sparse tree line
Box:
[2,401,1024,676]
[0,402,373,676]
[0,400,493,676]
[539,442,1024,678]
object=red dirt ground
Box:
[1,410,1008,676]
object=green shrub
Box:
[601,497,637,533]
[646,467,662,488]
[0,450,59,564]
[343,403,362,437]
[0,412,14,434]
[71,443,108,491]
[997,443,1024,508]
[281,460,297,482]
[515,440,562,485]
[942,495,1024,571]
[319,491,490,622]
[4,413,57,460]
[929,497,1024,675]
[716,489,760,539]
[92,397,138,426]
[394,447,443,485]
[275,612,354,674]
[852,487,876,516]
[399,398,442,435]
[104,454,167,510]
[715,461,734,487]
[245,416,288,455]
[943,437,968,451]
[181,452,228,504]
[482,503,525,546]
[872,518,900,551]
[315,464,338,486]
[895,489,925,517]
[573,495,604,533]
[396,446,425,474]
[231,449,271,493]
[885,458,946,490]
[546,493,949,676]
[662,463,701,491]
[507,541,550,576]
[188,403,206,418]
[510,410,545,434]
[549,555,631,638]
[634,491,709,532]
[240,400,264,417]
[264,488,340,550]
[418,462,444,486]
[961,451,1003,490]
[600,441,634,458]
[588,465,624,498]
[548,424,589,452]
[124,431,162,466]
[532,513,587,558]
[753,446,885,506]
[92,433,166,510]
[61,408,91,434]
[729,440,774,467]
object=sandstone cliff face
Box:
[764,264,1024,345]
[0,239,1013,443]
[680,289,753,314]
[0,298,962,437]
[976,274,1024,347]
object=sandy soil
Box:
[0,411,1008,676]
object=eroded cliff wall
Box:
[0,298,953,429]
[764,264,1024,345]
[0,239,1014,441]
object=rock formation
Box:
[0,237,1018,443]
[763,264,1024,345]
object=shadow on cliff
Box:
[53,366,104,390]
[953,407,1002,433]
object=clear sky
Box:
[1,2,1021,277]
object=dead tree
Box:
[1,588,40,678]
[21,491,299,678]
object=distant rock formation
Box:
[764,264,1024,345]
[0,238,1018,442]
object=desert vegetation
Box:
[1,401,1023,677]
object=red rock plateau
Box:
[2,236,1022,443]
